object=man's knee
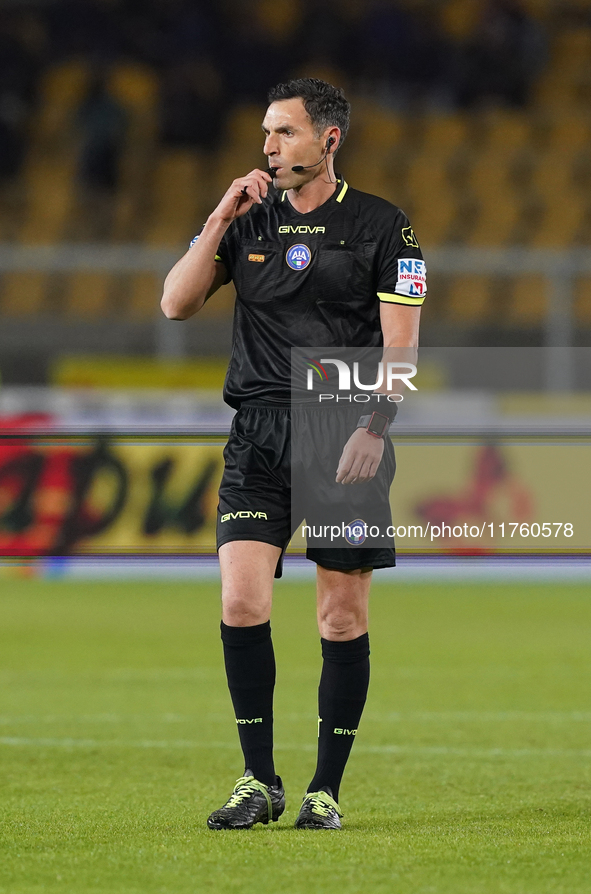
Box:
[318,605,362,640]
[316,566,371,640]
[222,591,272,627]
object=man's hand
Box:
[335,428,384,485]
[213,169,273,224]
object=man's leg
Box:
[219,540,281,786]
[306,565,372,802]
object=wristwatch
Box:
[356,411,391,439]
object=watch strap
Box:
[357,411,391,438]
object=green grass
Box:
[1,577,590,894]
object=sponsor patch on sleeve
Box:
[395,258,427,298]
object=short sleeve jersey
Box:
[193,178,426,409]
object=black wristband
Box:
[357,411,391,438]
[357,401,397,429]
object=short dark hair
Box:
[267,78,350,151]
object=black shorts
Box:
[216,402,396,578]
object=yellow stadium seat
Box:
[405,153,450,197]
[420,115,469,156]
[226,104,267,149]
[469,154,514,195]
[355,107,405,150]
[468,196,522,247]
[521,0,553,19]
[534,73,578,109]
[546,115,590,151]
[410,196,457,245]
[36,61,90,141]
[553,29,591,69]
[441,0,485,39]
[62,272,112,318]
[145,150,205,246]
[575,278,591,325]
[1,273,48,316]
[531,203,585,247]
[508,275,547,325]
[255,0,302,43]
[467,154,522,246]
[531,149,578,199]
[530,150,585,246]
[108,63,159,113]
[446,275,492,323]
[19,159,74,243]
[482,111,533,153]
[128,272,163,318]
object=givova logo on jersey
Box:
[395,258,427,298]
[286,243,312,270]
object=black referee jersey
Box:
[193,176,427,408]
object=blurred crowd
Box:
[0,0,553,190]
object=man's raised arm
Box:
[160,217,230,321]
[160,168,272,321]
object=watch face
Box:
[367,413,389,437]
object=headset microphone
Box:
[291,137,336,173]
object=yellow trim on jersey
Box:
[214,254,223,262]
[336,180,349,203]
[281,190,287,202]
[378,291,425,306]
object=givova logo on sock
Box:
[236,718,263,724]
[334,728,357,735]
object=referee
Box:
[161,79,426,830]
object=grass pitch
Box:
[0,576,590,894]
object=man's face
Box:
[262,98,326,189]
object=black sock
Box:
[221,620,276,787]
[307,633,370,802]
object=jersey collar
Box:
[280,176,349,211]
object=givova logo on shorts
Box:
[220,511,268,523]
[286,243,311,270]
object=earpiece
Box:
[291,137,338,174]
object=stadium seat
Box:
[507,275,547,325]
[355,107,405,150]
[406,158,458,245]
[467,157,522,246]
[574,278,591,326]
[145,150,205,247]
[420,115,469,157]
[521,0,553,19]
[0,273,48,316]
[107,63,159,114]
[1,158,75,315]
[226,104,267,150]
[536,29,591,107]
[62,272,113,318]
[35,61,90,144]
[545,114,590,152]
[530,150,585,246]
[482,111,533,153]
[440,0,484,39]
[128,272,162,318]
[446,275,492,323]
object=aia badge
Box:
[286,243,311,270]
[345,519,367,546]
